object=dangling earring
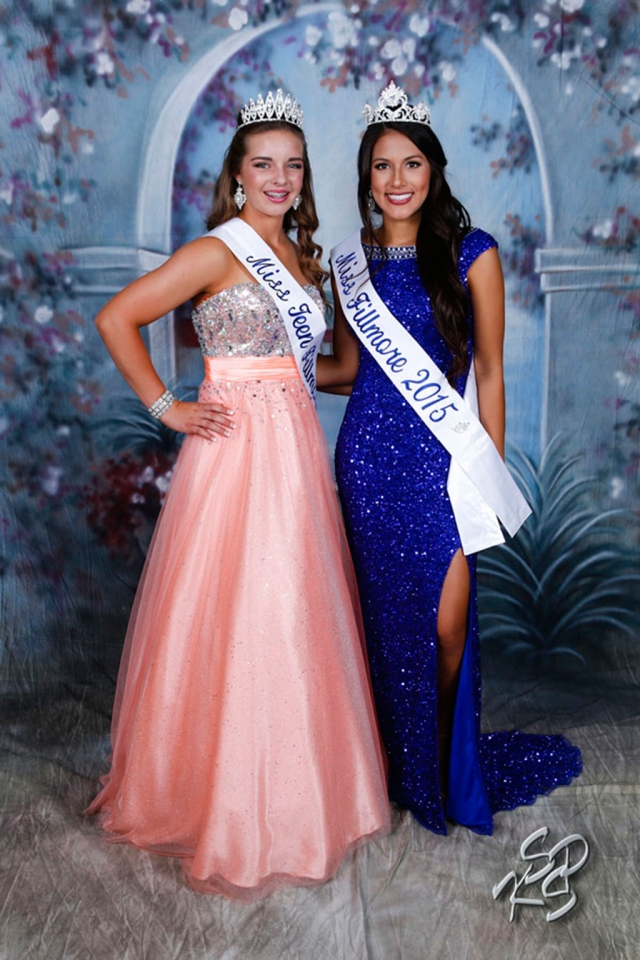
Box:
[367,188,377,212]
[292,195,302,211]
[234,183,246,210]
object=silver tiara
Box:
[363,81,431,126]
[238,89,304,130]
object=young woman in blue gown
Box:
[319,83,582,835]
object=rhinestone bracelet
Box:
[147,389,176,419]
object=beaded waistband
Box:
[203,355,299,381]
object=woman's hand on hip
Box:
[160,400,235,440]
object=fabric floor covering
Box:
[1,661,638,960]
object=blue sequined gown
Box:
[335,229,582,835]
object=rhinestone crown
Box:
[238,89,304,130]
[363,81,431,127]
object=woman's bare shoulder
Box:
[179,235,236,269]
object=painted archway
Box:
[137,7,551,457]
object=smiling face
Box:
[235,128,304,219]
[369,129,431,227]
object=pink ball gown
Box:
[87,282,390,900]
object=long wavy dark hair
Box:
[207,119,327,292]
[358,121,472,381]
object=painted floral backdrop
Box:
[1,0,639,689]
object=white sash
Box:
[207,218,326,401]
[330,232,531,555]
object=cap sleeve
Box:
[458,228,498,286]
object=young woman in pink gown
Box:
[87,91,390,900]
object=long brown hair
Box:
[357,121,472,382]
[207,119,327,292]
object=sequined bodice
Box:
[361,228,497,392]
[192,282,324,358]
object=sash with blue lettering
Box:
[330,232,531,555]
[207,218,326,402]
